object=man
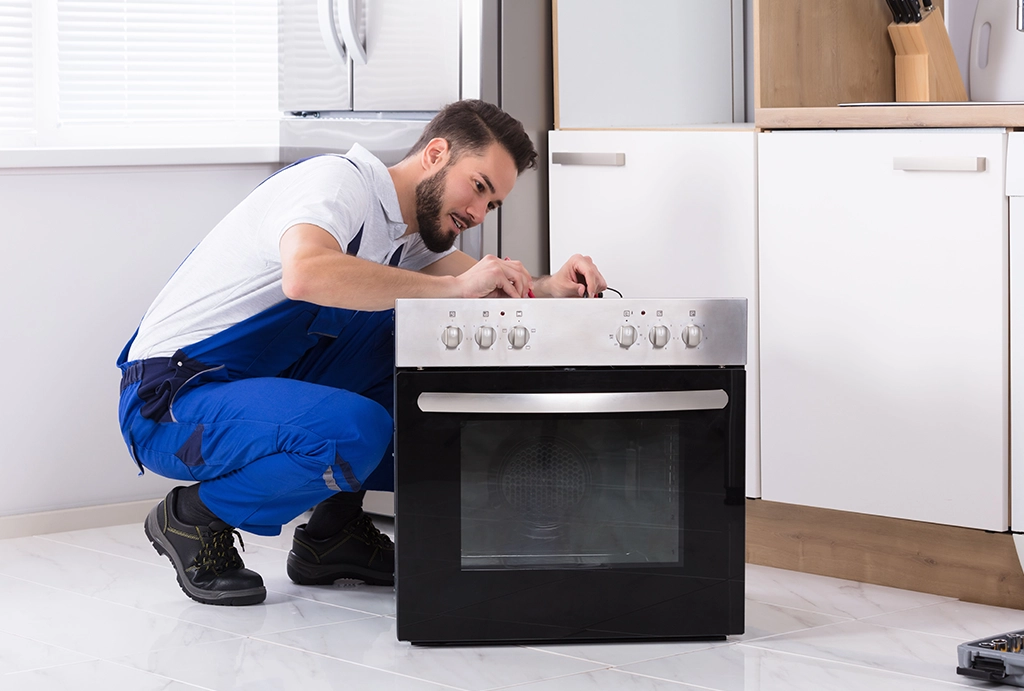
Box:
[116,99,607,606]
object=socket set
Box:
[957,630,1024,685]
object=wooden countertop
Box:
[756,104,1024,130]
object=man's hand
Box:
[534,254,608,298]
[454,254,534,298]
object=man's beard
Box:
[415,164,456,253]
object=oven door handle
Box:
[416,390,729,414]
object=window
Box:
[0,0,277,150]
[0,1,34,134]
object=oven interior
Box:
[459,418,681,570]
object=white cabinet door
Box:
[758,129,1008,531]
[279,0,352,112]
[555,0,742,128]
[548,129,760,496]
[1008,133,1024,531]
[353,0,461,111]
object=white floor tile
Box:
[0,533,175,598]
[619,643,975,691]
[742,620,967,686]
[745,564,954,619]
[861,599,1024,641]
[0,534,379,637]
[496,668,708,690]
[0,574,237,660]
[526,599,851,668]
[259,616,605,691]
[6,659,207,690]
[0,631,91,675]
[741,599,854,641]
[43,516,399,617]
[527,638,728,669]
[113,637,459,691]
[0,522,1008,691]
[42,522,169,567]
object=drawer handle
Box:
[893,157,987,172]
[551,152,626,166]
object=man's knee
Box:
[347,396,393,467]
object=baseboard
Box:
[747,498,1024,609]
[0,499,156,540]
[0,491,392,540]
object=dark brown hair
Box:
[407,99,538,174]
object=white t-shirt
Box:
[128,145,452,361]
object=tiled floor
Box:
[0,514,1021,690]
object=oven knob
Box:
[508,325,530,348]
[475,325,497,348]
[616,324,637,348]
[649,325,670,348]
[440,326,463,349]
[682,324,703,348]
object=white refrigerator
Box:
[279,0,554,515]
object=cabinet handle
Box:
[893,157,987,172]
[551,152,625,166]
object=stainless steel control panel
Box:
[395,298,747,368]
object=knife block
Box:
[887,7,967,102]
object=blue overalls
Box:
[116,155,401,536]
[117,304,396,536]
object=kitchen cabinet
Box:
[758,128,1008,531]
[1007,133,1024,531]
[553,0,744,128]
[548,128,760,496]
[752,0,1024,129]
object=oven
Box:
[393,298,746,645]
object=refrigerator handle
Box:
[317,0,350,66]
[339,0,367,65]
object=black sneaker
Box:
[144,487,266,606]
[287,512,394,586]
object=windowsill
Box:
[0,145,282,170]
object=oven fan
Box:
[498,436,590,525]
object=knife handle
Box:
[886,0,905,23]
[897,0,911,23]
[901,0,920,23]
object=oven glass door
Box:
[395,367,744,645]
[460,415,681,570]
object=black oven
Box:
[393,298,746,646]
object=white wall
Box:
[0,162,277,518]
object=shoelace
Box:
[348,514,393,549]
[196,527,246,575]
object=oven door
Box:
[394,367,745,645]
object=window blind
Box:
[1,0,277,149]
[0,0,34,132]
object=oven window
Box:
[460,418,681,570]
